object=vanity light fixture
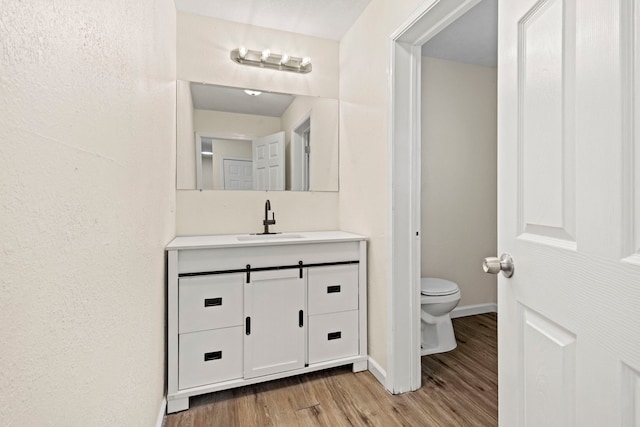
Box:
[230,48,312,74]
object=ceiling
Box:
[422,0,497,67]
[174,0,371,41]
[177,0,496,81]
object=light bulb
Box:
[280,54,290,65]
[300,57,311,67]
[238,47,247,59]
[260,49,271,62]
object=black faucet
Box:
[261,199,277,234]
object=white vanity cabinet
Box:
[166,231,368,414]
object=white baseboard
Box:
[451,303,497,319]
[156,397,166,427]
[367,356,387,387]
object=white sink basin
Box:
[236,233,306,242]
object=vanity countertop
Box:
[166,230,368,250]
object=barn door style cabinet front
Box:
[165,232,368,413]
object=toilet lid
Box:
[421,277,459,296]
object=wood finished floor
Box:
[164,313,497,427]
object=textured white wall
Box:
[176,12,340,236]
[339,0,424,372]
[421,57,497,307]
[0,0,176,425]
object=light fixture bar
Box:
[230,48,312,74]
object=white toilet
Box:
[420,277,461,356]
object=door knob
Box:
[483,253,514,278]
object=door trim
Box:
[387,0,483,393]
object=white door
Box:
[252,131,285,191]
[498,1,640,425]
[243,269,306,379]
[223,158,253,190]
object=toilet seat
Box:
[421,277,459,296]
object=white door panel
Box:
[499,0,640,425]
[253,131,285,191]
[223,158,252,190]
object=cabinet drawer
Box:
[179,327,243,389]
[308,310,359,364]
[179,274,243,334]
[307,265,358,316]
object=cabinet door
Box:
[244,268,306,379]
[178,326,243,389]
[178,273,243,333]
[308,310,359,364]
[307,264,358,315]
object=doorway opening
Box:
[418,0,498,354]
[388,0,493,393]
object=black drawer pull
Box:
[328,331,342,340]
[246,317,251,335]
[204,297,222,307]
[204,351,222,361]
[299,310,304,327]
[327,285,341,293]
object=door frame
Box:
[387,0,483,393]
[291,114,311,191]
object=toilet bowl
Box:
[420,277,461,356]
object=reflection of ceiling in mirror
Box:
[190,83,295,117]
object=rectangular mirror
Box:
[176,81,338,191]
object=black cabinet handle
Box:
[204,351,222,361]
[328,331,342,340]
[246,317,251,335]
[204,297,222,307]
[327,285,341,293]
[299,310,304,327]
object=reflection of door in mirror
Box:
[290,117,311,191]
[176,81,339,191]
[252,131,285,191]
[222,158,252,190]
[196,133,252,190]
